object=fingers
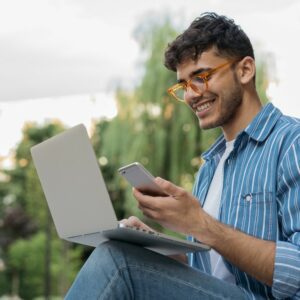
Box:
[154,177,187,198]
[120,216,142,227]
[119,216,154,232]
[133,188,160,210]
[132,180,187,219]
[139,206,160,221]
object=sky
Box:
[0,0,300,165]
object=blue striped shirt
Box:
[189,103,300,299]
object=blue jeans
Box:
[66,241,247,300]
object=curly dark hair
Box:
[164,12,254,71]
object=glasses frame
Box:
[167,61,235,102]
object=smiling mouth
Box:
[194,99,215,113]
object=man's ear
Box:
[236,56,256,85]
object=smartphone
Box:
[118,162,166,196]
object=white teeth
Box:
[196,101,213,112]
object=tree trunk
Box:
[44,210,52,300]
[11,270,20,297]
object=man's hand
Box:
[133,177,210,238]
[133,177,275,286]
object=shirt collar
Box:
[244,102,282,142]
[202,103,282,161]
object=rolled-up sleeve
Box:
[272,138,300,299]
[273,241,300,298]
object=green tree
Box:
[7,232,81,299]
[0,121,84,299]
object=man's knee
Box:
[95,240,130,257]
[92,240,126,263]
[92,240,141,268]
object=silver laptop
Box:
[30,124,209,255]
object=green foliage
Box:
[7,232,81,299]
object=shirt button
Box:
[245,194,252,201]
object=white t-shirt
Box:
[203,139,235,284]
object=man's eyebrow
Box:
[190,67,211,77]
[177,67,211,83]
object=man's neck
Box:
[222,92,262,141]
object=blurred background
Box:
[0,0,299,299]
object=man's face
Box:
[176,50,243,130]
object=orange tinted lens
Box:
[173,87,185,101]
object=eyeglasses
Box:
[167,61,234,102]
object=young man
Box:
[66,13,300,299]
